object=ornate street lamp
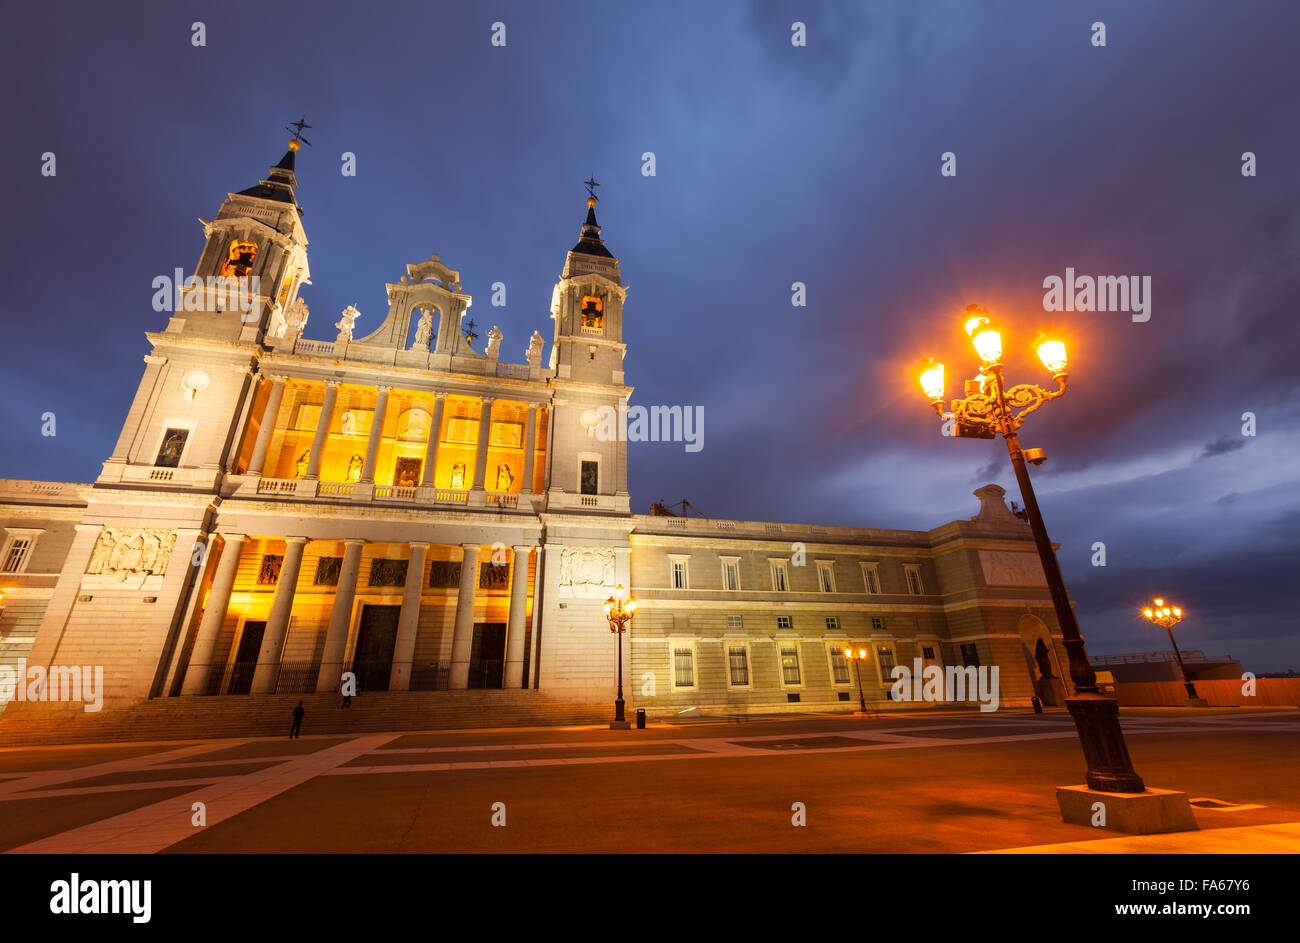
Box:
[1142,598,1200,701]
[919,305,1145,793]
[844,646,870,713]
[603,584,637,726]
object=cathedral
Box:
[0,138,1069,719]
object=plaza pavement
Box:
[0,708,1296,853]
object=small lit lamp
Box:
[963,306,1003,365]
[844,646,870,713]
[919,360,945,413]
[1141,597,1201,704]
[604,584,637,727]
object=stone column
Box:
[305,380,339,479]
[471,396,494,490]
[181,534,247,695]
[449,543,479,689]
[108,355,167,463]
[520,403,538,494]
[503,546,532,688]
[247,377,286,476]
[251,536,308,694]
[26,523,103,671]
[420,392,446,487]
[389,542,429,691]
[361,386,391,484]
[315,540,364,692]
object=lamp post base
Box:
[1065,694,1146,793]
[1056,785,1197,834]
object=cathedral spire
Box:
[237,120,310,213]
[571,177,613,258]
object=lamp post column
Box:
[992,371,1144,793]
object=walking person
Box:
[289,700,304,739]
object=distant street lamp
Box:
[844,646,870,713]
[603,584,637,726]
[919,305,1146,793]
[1142,598,1199,701]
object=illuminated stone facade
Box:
[0,145,1069,716]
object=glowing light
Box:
[1037,338,1068,374]
[919,361,945,401]
[971,326,1003,364]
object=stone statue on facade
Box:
[486,325,502,361]
[411,306,433,351]
[335,304,361,344]
[285,297,309,336]
[526,330,545,368]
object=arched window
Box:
[221,240,258,278]
[580,295,603,333]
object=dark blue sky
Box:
[2,1,1297,670]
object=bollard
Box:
[636,708,646,729]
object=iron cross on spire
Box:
[584,176,600,202]
[285,116,313,148]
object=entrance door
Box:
[227,621,265,694]
[468,622,507,689]
[353,605,401,691]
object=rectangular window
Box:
[780,644,802,685]
[580,460,599,495]
[670,558,689,589]
[922,645,936,660]
[776,615,793,629]
[960,643,981,668]
[721,559,740,591]
[1,538,32,573]
[871,617,886,630]
[770,561,789,592]
[825,616,840,630]
[314,556,342,586]
[728,646,750,686]
[862,565,881,595]
[829,647,851,684]
[817,562,836,593]
[155,428,189,468]
[905,566,923,595]
[877,646,897,680]
[726,615,743,629]
[257,554,283,585]
[673,646,695,687]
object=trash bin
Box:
[1031,696,1043,714]
[636,708,646,729]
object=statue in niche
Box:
[496,463,514,491]
[486,325,502,360]
[295,450,310,478]
[450,462,467,489]
[285,297,309,336]
[347,454,364,482]
[340,411,358,436]
[335,304,361,344]
[1034,638,1055,679]
[411,307,433,351]
[526,330,545,367]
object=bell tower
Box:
[546,183,632,509]
[172,132,311,346]
[99,131,313,487]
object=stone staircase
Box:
[0,690,611,747]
